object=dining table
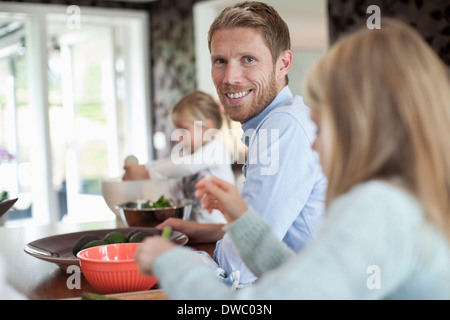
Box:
[0,218,216,300]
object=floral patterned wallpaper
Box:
[328,0,450,66]
[149,0,199,159]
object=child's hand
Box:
[195,177,248,223]
[135,237,176,276]
[122,165,150,180]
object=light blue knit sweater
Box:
[153,180,450,299]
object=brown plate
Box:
[23,227,188,270]
[0,198,18,218]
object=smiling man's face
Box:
[210,27,289,124]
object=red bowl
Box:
[77,243,157,294]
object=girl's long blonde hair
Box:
[305,18,450,240]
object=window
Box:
[0,3,152,225]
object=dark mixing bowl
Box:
[117,198,192,228]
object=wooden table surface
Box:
[1,219,216,300]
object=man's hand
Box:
[156,218,225,244]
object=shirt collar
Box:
[241,86,293,145]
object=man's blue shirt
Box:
[214,86,328,285]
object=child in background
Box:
[123,91,235,224]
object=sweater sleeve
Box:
[153,247,237,300]
[224,208,295,277]
[153,181,423,299]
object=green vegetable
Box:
[144,195,171,209]
[126,229,141,242]
[127,231,154,243]
[161,226,172,239]
[0,191,8,203]
[103,231,127,244]
[80,240,107,251]
[73,234,101,256]
[73,229,160,255]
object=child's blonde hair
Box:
[171,91,223,129]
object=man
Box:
[131,1,327,286]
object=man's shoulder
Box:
[259,95,315,133]
[270,95,309,116]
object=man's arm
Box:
[214,111,322,284]
[156,218,225,244]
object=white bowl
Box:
[101,178,173,221]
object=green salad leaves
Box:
[143,195,171,209]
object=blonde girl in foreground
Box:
[136,19,450,299]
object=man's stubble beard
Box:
[219,71,278,124]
